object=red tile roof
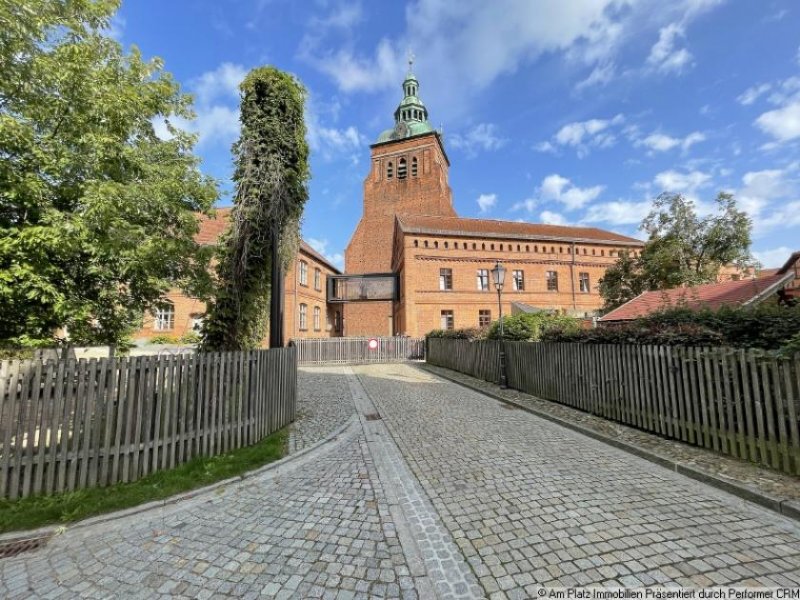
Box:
[194,208,341,274]
[600,272,796,322]
[397,215,644,245]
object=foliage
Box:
[542,304,800,350]
[487,313,580,341]
[202,67,309,350]
[780,333,800,357]
[0,428,286,533]
[427,327,487,340]
[148,334,180,345]
[599,193,753,313]
[179,331,201,345]
[0,0,217,350]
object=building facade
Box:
[340,67,645,337]
[134,209,342,345]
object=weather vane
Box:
[407,50,415,73]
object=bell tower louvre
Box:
[343,58,456,336]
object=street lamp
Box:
[490,261,508,389]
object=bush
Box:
[427,327,486,340]
[542,304,800,350]
[179,331,201,345]
[780,333,800,357]
[487,313,580,341]
[149,334,180,345]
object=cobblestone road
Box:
[2,364,800,599]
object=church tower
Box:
[343,59,456,336]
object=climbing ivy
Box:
[202,67,310,350]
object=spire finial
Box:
[407,50,415,73]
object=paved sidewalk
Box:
[2,364,800,599]
[355,364,800,596]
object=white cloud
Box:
[653,169,711,193]
[540,211,569,226]
[476,193,497,213]
[574,62,616,92]
[153,63,246,147]
[647,23,693,74]
[515,174,604,212]
[638,130,705,153]
[583,200,652,225]
[302,0,725,115]
[449,123,507,157]
[753,246,794,268]
[511,198,537,213]
[755,101,800,143]
[305,94,367,161]
[543,114,624,157]
[736,166,800,234]
[737,83,772,106]
[305,238,345,270]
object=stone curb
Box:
[0,416,359,544]
[421,364,800,525]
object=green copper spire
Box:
[376,53,435,143]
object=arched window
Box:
[472,243,477,250]
[398,158,407,179]
[526,245,530,252]
[559,246,563,254]
[500,244,504,251]
[434,241,438,249]
[414,240,418,248]
[444,241,449,249]
[454,242,458,249]
[601,250,605,256]
[424,240,429,248]
[482,243,486,250]
[534,245,538,252]
[411,157,418,177]
[387,162,394,179]
[517,245,521,252]
[490,244,495,250]
[551,246,555,253]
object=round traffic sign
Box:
[368,338,379,350]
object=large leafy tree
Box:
[202,67,310,350]
[0,0,218,350]
[599,192,753,313]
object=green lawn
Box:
[0,428,288,534]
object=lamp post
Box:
[491,260,508,389]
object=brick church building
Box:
[338,66,644,337]
[134,66,648,344]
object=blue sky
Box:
[117,0,800,268]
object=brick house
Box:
[133,208,342,345]
[340,66,645,337]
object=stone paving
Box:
[355,364,800,597]
[3,364,800,599]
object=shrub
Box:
[427,327,486,340]
[179,331,201,345]
[487,313,580,341]
[780,333,800,357]
[542,304,800,350]
[149,334,180,345]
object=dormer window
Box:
[398,158,407,179]
[411,157,418,177]
[387,161,394,179]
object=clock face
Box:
[393,121,409,139]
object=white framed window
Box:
[579,272,590,293]
[512,270,525,291]
[439,268,453,291]
[299,303,308,330]
[476,269,489,291]
[314,268,321,291]
[547,271,559,292]
[479,310,491,328]
[154,304,175,331]
[313,306,321,331]
[189,313,204,332]
[440,310,454,331]
[299,261,308,286]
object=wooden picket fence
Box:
[0,347,297,500]
[427,339,800,476]
[293,337,425,365]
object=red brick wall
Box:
[133,247,342,346]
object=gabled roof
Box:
[600,272,796,322]
[194,207,341,274]
[778,251,800,275]
[396,214,644,246]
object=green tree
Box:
[202,67,310,350]
[598,192,753,313]
[0,0,218,351]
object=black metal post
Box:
[269,221,284,348]
[497,287,508,389]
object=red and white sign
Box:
[368,338,379,351]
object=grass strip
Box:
[0,428,287,534]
